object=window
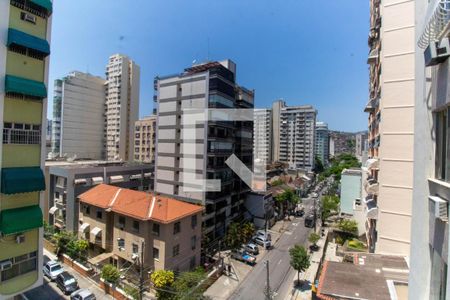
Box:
[153,247,159,260]
[3,122,41,144]
[96,210,103,219]
[118,216,126,228]
[132,243,138,255]
[173,222,181,234]
[20,12,36,24]
[0,251,37,282]
[190,256,196,270]
[84,205,90,214]
[173,244,180,257]
[117,238,125,249]
[191,235,197,250]
[132,220,140,232]
[431,249,447,300]
[436,109,449,181]
[152,223,160,236]
[191,215,197,228]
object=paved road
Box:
[24,250,113,300]
[229,198,315,300]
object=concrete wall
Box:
[340,171,362,215]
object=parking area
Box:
[23,250,113,300]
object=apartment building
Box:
[78,184,202,272]
[51,71,106,160]
[0,0,52,297]
[272,100,317,171]
[410,0,450,298]
[105,54,140,161]
[154,60,253,248]
[134,115,156,163]
[355,131,368,158]
[364,0,415,255]
[314,121,329,166]
[253,108,272,165]
[46,160,153,232]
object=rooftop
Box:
[79,184,203,223]
[46,159,152,170]
[317,253,409,300]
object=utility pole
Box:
[264,260,273,300]
[139,241,145,300]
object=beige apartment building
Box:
[78,184,203,272]
[364,0,415,255]
[134,115,156,163]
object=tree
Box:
[308,233,320,246]
[224,222,242,250]
[314,156,324,173]
[276,189,300,215]
[338,219,358,236]
[52,230,76,256]
[321,195,340,224]
[172,267,206,300]
[101,264,120,284]
[151,270,175,300]
[289,245,310,284]
[66,239,89,261]
[241,222,255,242]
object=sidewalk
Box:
[290,229,329,300]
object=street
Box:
[229,197,315,300]
[23,250,113,300]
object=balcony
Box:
[364,196,378,220]
[364,178,379,195]
[418,0,450,49]
[365,158,379,170]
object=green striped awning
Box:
[5,75,47,98]
[30,0,52,13]
[1,167,46,195]
[7,28,50,56]
[0,205,43,235]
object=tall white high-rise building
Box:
[315,121,329,166]
[272,100,317,171]
[51,71,106,160]
[253,109,272,165]
[105,54,140,161]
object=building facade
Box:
[51,71,106,160]
[272,100,317,171]
[339,168,362,216]
[364,0,415,256]
[46,160,153,232]
[0,0,52,297]
[314,121,329,166]
[78,185,203,273]
[410,0,450,298]
[154,60,253,249]
[355,131,368,158]
[134,115,156,163]
[105,54,140,161]
[253,108,272,165]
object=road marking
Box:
[277,259,282,265]
[292,223,298,226]
[284,231,292,235]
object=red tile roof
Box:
[78,184,203,223]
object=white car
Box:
[253,236,272,249]
[256,230,272,241]
[71,289,96,300]
[43,260,64,281]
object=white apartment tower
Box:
[105,54,140,161]
[51,71,106,160]
[253,109,272,165]
[272,100,317,171]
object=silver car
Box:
[71,289,96,300]
[43,260,64,281]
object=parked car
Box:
[43,260,64,281]
[70,289,96,300]
[256,230,272,241]
[295,209,305,217]
[304,214,315,228]
[243,243,259,255]
[311,192,319,198]
[231,249,256,265]
[253,236,272,249]
[56,271,79,295]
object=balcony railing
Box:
[419,0,450,49]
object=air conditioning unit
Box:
[20,12,36,24]
[119,247,125,252]
[429,196,448,220]
[16,234,25,244]
[131,253,138,260]
[0,260,12,271]
[425,38,450,67]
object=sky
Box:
[49,0,369,132]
